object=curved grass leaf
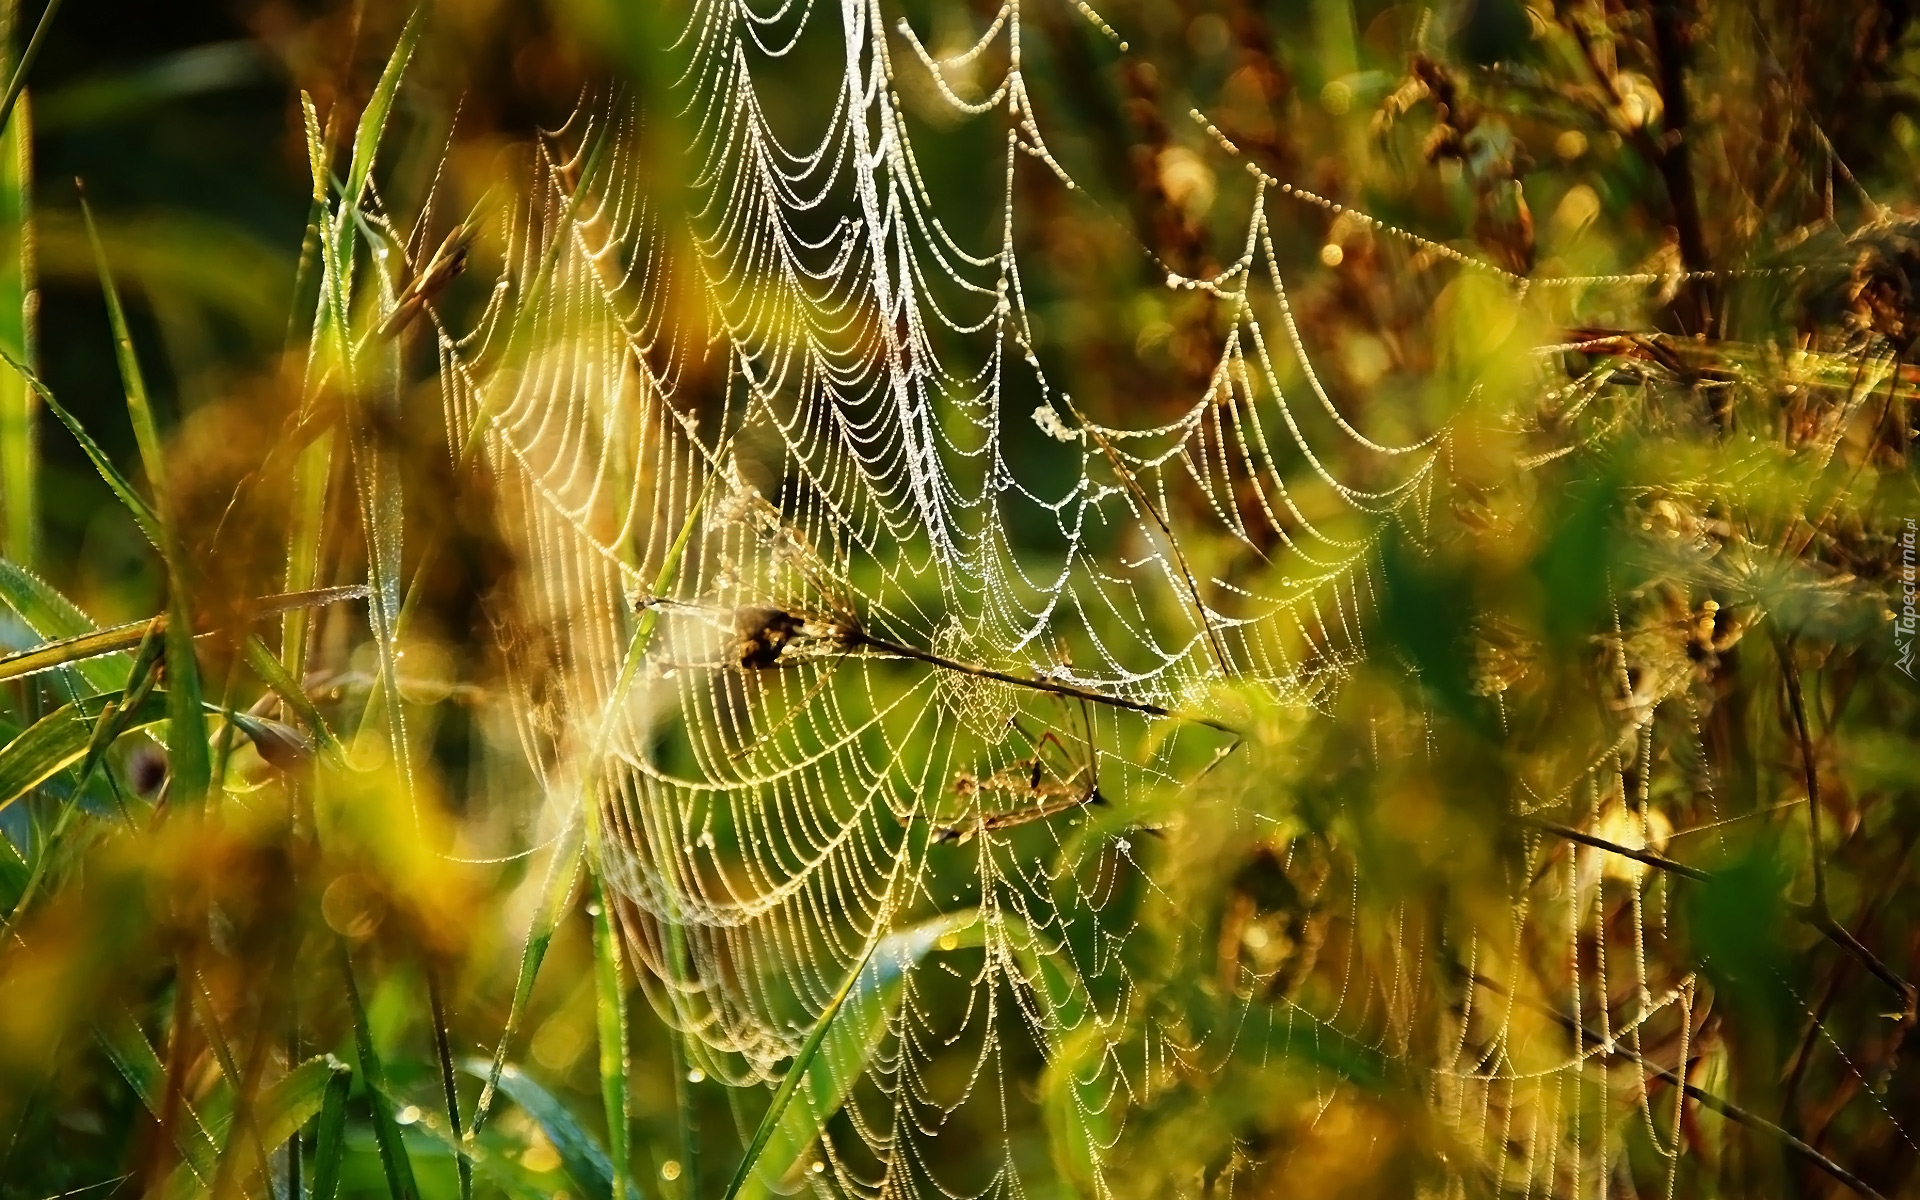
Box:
[727,911,985,1200]
[80,191,208,805]
[309,1048,355,1200]
[470,810,584,1142]
[0,557,127,694]
[0,17,33,569]
[254,1055,352,1175]
[0,347,160,547]
[459,1058,641,1200]
[0,585,368,688]
[95,1009,219,1187]
[0,0,62,138]
[0,689,166,810]
[334,5,425,283]
[589,871,629,1200]
[340,942,421,1200]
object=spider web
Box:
[411,1,1905,1195]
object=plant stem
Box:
[0,0,62,139]
[845,627,1236,733]
[1520,816,1711,881]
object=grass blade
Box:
[731,913,982,1199]
[459,1059,639,1200]
[95,1009,219,1187]
[308,1049,354,1200]
[0,347,159,546]
[281,428,333,676]
[333,6,425,288]
[0,688,166,810]
[79,189,208,805]
[427,970,474,1200]
[589,870,630,1200]
[339,941,421,1200]
[0,585,368,686]
[0,0,61,138]
[0,4,33,568]
[242,632,345,765]
[255,1055,350,1166]
[469,810,584,1142]
[286,92,330,352]
[0,557,127,694]
[720,931,889,1200]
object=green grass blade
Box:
[318,14,425,805]
[0,557,127,694]
[335,6,424,267]
[95,1009,220,1186]
[0,347,159,546]
[281,428,332,675]
[0,7,33,569]
[720,928,896,1200]
[458,1059,639,1200]
[0,0,62,138]
[79,191,208,806]
[339,942,421,1200]
[308,1051,354,1200]
[427,970,474,1200]
[0,586,368,686]
[469,810,584,1142]
[0,688,165,810]
[589,870,630,1200]
[255,1055,350,1166]
[0,622,154,685]
[731,913,982,1199]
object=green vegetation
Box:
[1,2,1918,1198]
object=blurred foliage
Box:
[0,1,1918,1199]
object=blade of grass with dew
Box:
[0,626,160,931]
[95,1009,219,1187]
[308,1049,354,1200]
[254,1055,350,1168]
[332,6,424,295]
[589,869,630,1200]
[0,347,159,546]
[0,557,127,694]
[468,808,584,1143]
[427,969,475,1200]
[732,912,984,1200]
[340,941,421,1200]
[718,933,883,1200]
[0,586,369,685]
[282,427,333,676]
[80,191,208,805]
[193,969,282,1200]
[0,1,33,570]
[459,1059,640,1200]
[68,620,162,824]
[598,451,724,1196]
[287,91,330,353]
[0,688,167,810]
[571,453,722,1195]
[328,15,426,801]
[0,0,61,138]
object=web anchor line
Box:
[677,600,1241,734]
